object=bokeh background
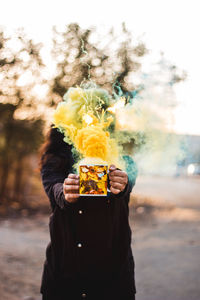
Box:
[0,0,200,300]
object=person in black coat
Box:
[40,127,137,300]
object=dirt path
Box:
[0,176,200,300]
[131,176,200,300]
[0,215,48,300]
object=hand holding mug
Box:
[109,164,128,194]
[63,174,79,203]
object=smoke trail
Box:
[112,79,124,99]
[80,38,91,81]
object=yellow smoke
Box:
[74,117,120,166]
[52,84,181,175]
[53,87,123,168]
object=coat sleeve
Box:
[41,157,73,211]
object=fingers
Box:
[64,193,79,203]
[63,173,80,203]
[110,186,121,194]
[109,181,125,190]
[67,174,79,185]
[109,169,127,178]
[109,170,128,184]
[109,168,128,194]
[109,176,125,184]
[109,164,116,172]
[64,178,79,185]
[110,181,126,195]
[63,184,79,192]
[64,174,79,186]
[68,174,79,179]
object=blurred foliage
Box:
[49,23,148,104]
[0,30,44,211]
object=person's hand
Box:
[63,174,79,203]
[109,164,128,194]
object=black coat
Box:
[40,148,136,300]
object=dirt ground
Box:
[0,176,200,300]
[131,176,200,300]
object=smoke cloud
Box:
[53,73,184,176]
[53,85,124,168]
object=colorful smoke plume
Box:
[53,77,184,175]
[53,86,124,168]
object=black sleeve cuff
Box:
[53,183,76,210]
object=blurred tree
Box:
[48,24,186,162]
[49,23,148,104]
[0,103,43,204]
[0,30,44,208]
[0,23,187,211]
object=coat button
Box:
[79,210,83,214]
[77,243,82,248]
[82,293,86,298]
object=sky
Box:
[1,0,200,135]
